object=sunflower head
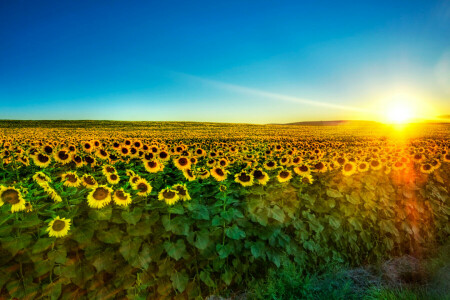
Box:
[47,216,71,238]
[87,186,113,209]
[0,187,26,212]
[252,169,270,185]
[235,171,254,187]
[113,189,132,206]
[211,167,227,182]
[277,169,292,183]
[172,184,191,201]
[158,188,180,205]
[135,179,152,196]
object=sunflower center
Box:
[159,152,168,159]
[84,176,95,185]
[163,190,176,199]
[175,186,186,196]
[178,158,188,166]
[344,164,353,172]
[137,183,148,192]
[93,188,109,200]
[267,162,275,167]
[66,174,77,183]
[215,168,224,176]
[58,151,69,160]
[110,174,118,180]
[52,220,66,231]
[148,161,157,168]
[371,161,380,167]
[279,171,289,178]
[115,190,128,200]
[302,177,311,184]
[106,167,115,173]
[253,170,264,179]
[315,162,324,170]
[38,154,49,163]
[2,189,20,204]
[238,173,251,182]
[423,164,432,170]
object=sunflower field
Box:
[0,120,449,299]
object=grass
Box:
[245,243,450,300]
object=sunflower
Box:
[0,187,26,212]
[54,149,71,164]
[87,186,113,209]
[430,159,441,170]
[172,183,191,201]
[62,172,81,188]
[357,162,369,172]
[33,153,51,168]
[235,171,254,187]
[252,168,270,185]
[419,163,433,174]
[135,178,152,196]
[196,168,210,180]
[33,171,52,185]
[126,169,136,177]
[72,154,84,168]
[219,185,227,192]
[158,150,170,162]
[102,165,117,176]
[41,183,62,202]
[412,153,425,163]
[206,159,216,168]
[300,174,314,185]
[144,159,162,173]
[129,175,142,188]
[277,169,292,183]
[392,161,405,171]
[174,157,191,170]
[107,173,120,185]
[443,153,450,163]
[264,160,277,170]
[312,161,327,173]
[369,159,382,170]
[294,165,310,176]
[81,174,98,189]
[82,141,94,153]
[158,188,179,205]
[42,144,53,155]
[183,169,197,181]
[96,148,109,160]
[47,216,71,238]
[24,202,33,213]
[211,167,227,182]
[120,146,130,156]
[113,189,132,206]
[342,162,357,176]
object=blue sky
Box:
[1,0,449,123]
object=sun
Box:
[386,101,414,124]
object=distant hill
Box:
[271,120,380,126]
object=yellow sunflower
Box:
[235,171,254,187]
[357,162,369,173]
[183,169,196,181]
[158,188,180,205]
[174,156,191,170]
[106,173,120,185]
[211,167,228,182]
[113,189,132,206]
[32,153,51,168]
[369,159,382,170]
[87,186,113,209]
[81,174,98,189]
[47,216,71,238]
[342,162,357,176]
[419,163,433,174]
[172,183,191,201]
[0,187,26,213]
[251,168,270,185]
[33,171,52,185]
[143,159,162,173]
[300,174,314,185]
[277,169,292,183]
[196,168,210,180]
[135,178,152,196]
[61,172,80,188]
[293,165,310,176]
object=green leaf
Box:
[190,204,210,220]
[15,213,41,228]
[0,234,32,256]
[31,238,55,254]
[269,205,285,223]
[226,224,246,240]
[327,189,343,198]
[200,271,215,287]
[162,215,190,236]
[88,206,112,220]
[96,227,123,244]
[171,270,189,293]
[193,230,210,250]
[121,207,143,225]
[168,205,184,214]
[92,251,115,272]
[221,269,233,286]
[250,241,265,259]
[216,243,233,259]
[127,217,153,236]
[47,248,67,264]
[164,239,187,261]
[348,217,363,231]
[34,259,54,277]
[328,215,341,229]
[71,221,95,244]
[119,238,142,262]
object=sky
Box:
[0,0,449,124]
